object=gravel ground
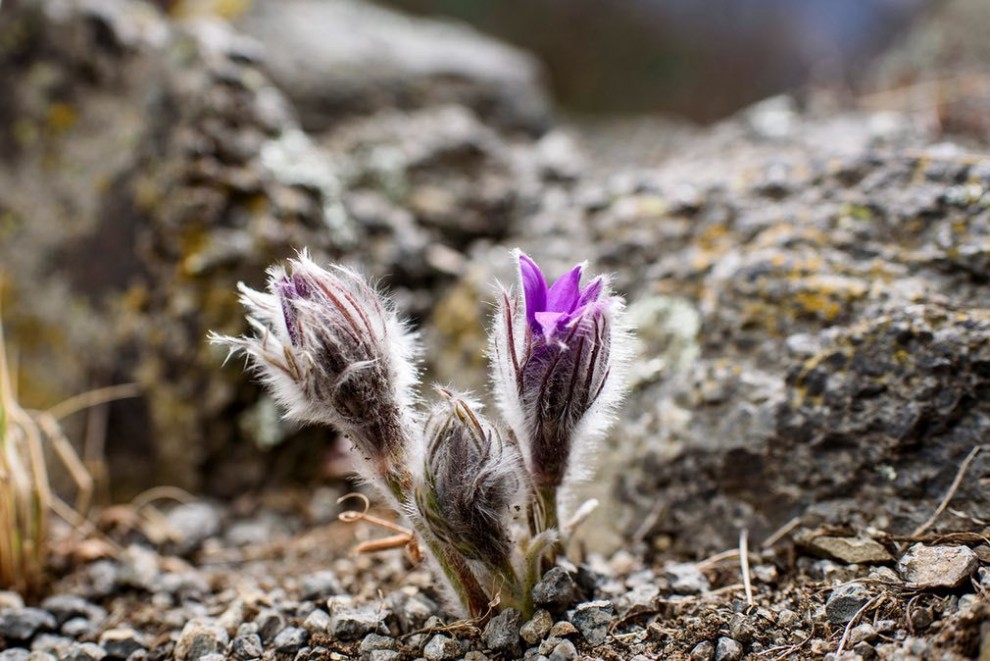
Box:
[2,489,988,660]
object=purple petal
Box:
[546,265,583,313]
[576,276,603,308]
[534,311,568,336]
[518,252,547,326]
[276,277,301,346]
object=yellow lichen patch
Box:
[171,0,253,20]
[788,276,868,323]
[45,103,77,134]
[696,223,731,252]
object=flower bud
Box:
[415,389,522,573]
[211,251,419,482]
[491,251,629,489]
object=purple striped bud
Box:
[491,251,630,490]
[415,389,522,573]
[211,251,419,482]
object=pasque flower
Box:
[415,389,522,582]
[213,249,632,619]
[491,251,629,528]
[210,250,419,489]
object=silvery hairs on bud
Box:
[210,250,420,482]
[414,389,523,575]
[490,251,633,490]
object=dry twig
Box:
[912,445,986,537]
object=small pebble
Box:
[777,609,799,628]
[664,562,710,595]
[850,623,877,644]
[571,601,614,647]
[174,620,229,660]
[520,610,553,644]
[272,627,308,655]
[231,633,263,660]
[367,652,401,661]
[897,544,977,588]
[548,621,578,638]
[423,633,460,661]
[62,642,107,661]
[328,604,387,641]
[715,636,743,661]
[359,633,398,655]
[302,609,330,635]
[0,592,25,610]
[548,639,577,661]
[0,608,57,641]
[482,608,521,656]
[690,640,714,661]
[300,571,342,601]
[826,583,871,624]
[531,568,580,612]
[98,628,146,659]
[254,609,285,643]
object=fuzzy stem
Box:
[383,469,491,618]
[536,485,559,532]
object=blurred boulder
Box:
[235,0,551,135]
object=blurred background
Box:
[3,0,990,502]
[380,0,928,119]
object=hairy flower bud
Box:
[210,251,419,483]
[415,389,522,574]
[491,251,630,490]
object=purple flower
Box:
[210,251,420,485]
[490,251,630,493]
[518,253,604,340]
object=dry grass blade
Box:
[0,313,51,595]
[912,445,987,537]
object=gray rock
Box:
[548,639,577,661]
[0,609,57,641]
[367,652,402,661]
[98,628,146,659]
[570,600,614,647]
[230,633,263,660]
[328,604,387,641]
[897,544,978,588]
[520,609,553,644]
[690,640,715,661]
[531,568,580,612]
[715,636,744,661]
[0,592,24,610]
[301,609,330,635]
[117,545,160,592]
[359,633,398,656]
[826,584,872,624]
[165,502,223,554]
[423,634,460,661]
[235,0,550,133]
[272,627,308,655]
[254,609,286,643]
[40,595,106,629]
[299,571,342,601]
[174,620,229,660]
[483,608,521,656]
[29,634,73,657]
[0,650,29,661]
[23,653,55,661]
[664,562,711,595]
[62,643,108,661]
[850,623,878,645]
[806,536,894,565]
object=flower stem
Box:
[384,469,491,618]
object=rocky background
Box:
[2,0,990,659]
